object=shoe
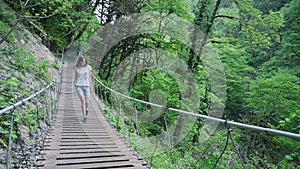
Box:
[82,117,87,122]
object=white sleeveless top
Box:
[75,65,91,86]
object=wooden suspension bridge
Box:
[2,48,299,169]
[40,49,148,169]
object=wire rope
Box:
[92,74,300,141]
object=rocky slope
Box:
[0,4,59,168]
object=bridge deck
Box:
[40,49,147,169]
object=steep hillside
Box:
[0,3,59,168]
[0,3,58,111]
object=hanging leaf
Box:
[0,126,9,134]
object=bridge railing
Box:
[0,50,64,169]
[91,74,300,168]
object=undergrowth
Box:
[0,5,58,147]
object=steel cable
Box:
[162,107,180,169]
[91,74,300,141]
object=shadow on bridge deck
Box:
[40,48,148,169]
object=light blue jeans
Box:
[76,86,90,97]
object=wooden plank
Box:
[56,156,130,165]
[58,138,115,142]
[56,149,122,154]
[56,152,126,159]
[61,133,110,136]
[60,145,120,150]
[55,161,135,169]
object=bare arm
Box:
[89,66,94,95]
[73,69,78,94]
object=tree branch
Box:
[28,20,50,39]
[214,15,239,20]
[0,20,19,45]
[20,10,59,19]
[210,40,234,44]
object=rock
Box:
[19,125,30,145]
[0,148,7,167]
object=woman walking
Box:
[73,54,92,122]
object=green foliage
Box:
[215,43,252,117]
[36,60,51,82]
[78,17,102,46]
[91,0,300,168]
[242,73,300,166]
[0,3,17,24]
[212,3,240,39]
[0,21,16,42]
[131,68,180,107]
[276,0,300,76]
[1,0,299,168]
[254,0,291,14]
[272,135,300,166]
[2,45,51,82]
[277,110,300,134]
[0,76,25,109]
[4,0,97,51]
[273,110,300,166]
[143,0,194,21]
[244,73,300,125]
[103,109,121,131]
[0,120,10,135]
[235,0,284,67]
[0,6,56,148]
[0,103,50,147]
[9,47,35,72]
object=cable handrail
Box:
[92,74,300,141]
[0,48,64,115]
[0,81,54,115]
[1,48,64,169]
